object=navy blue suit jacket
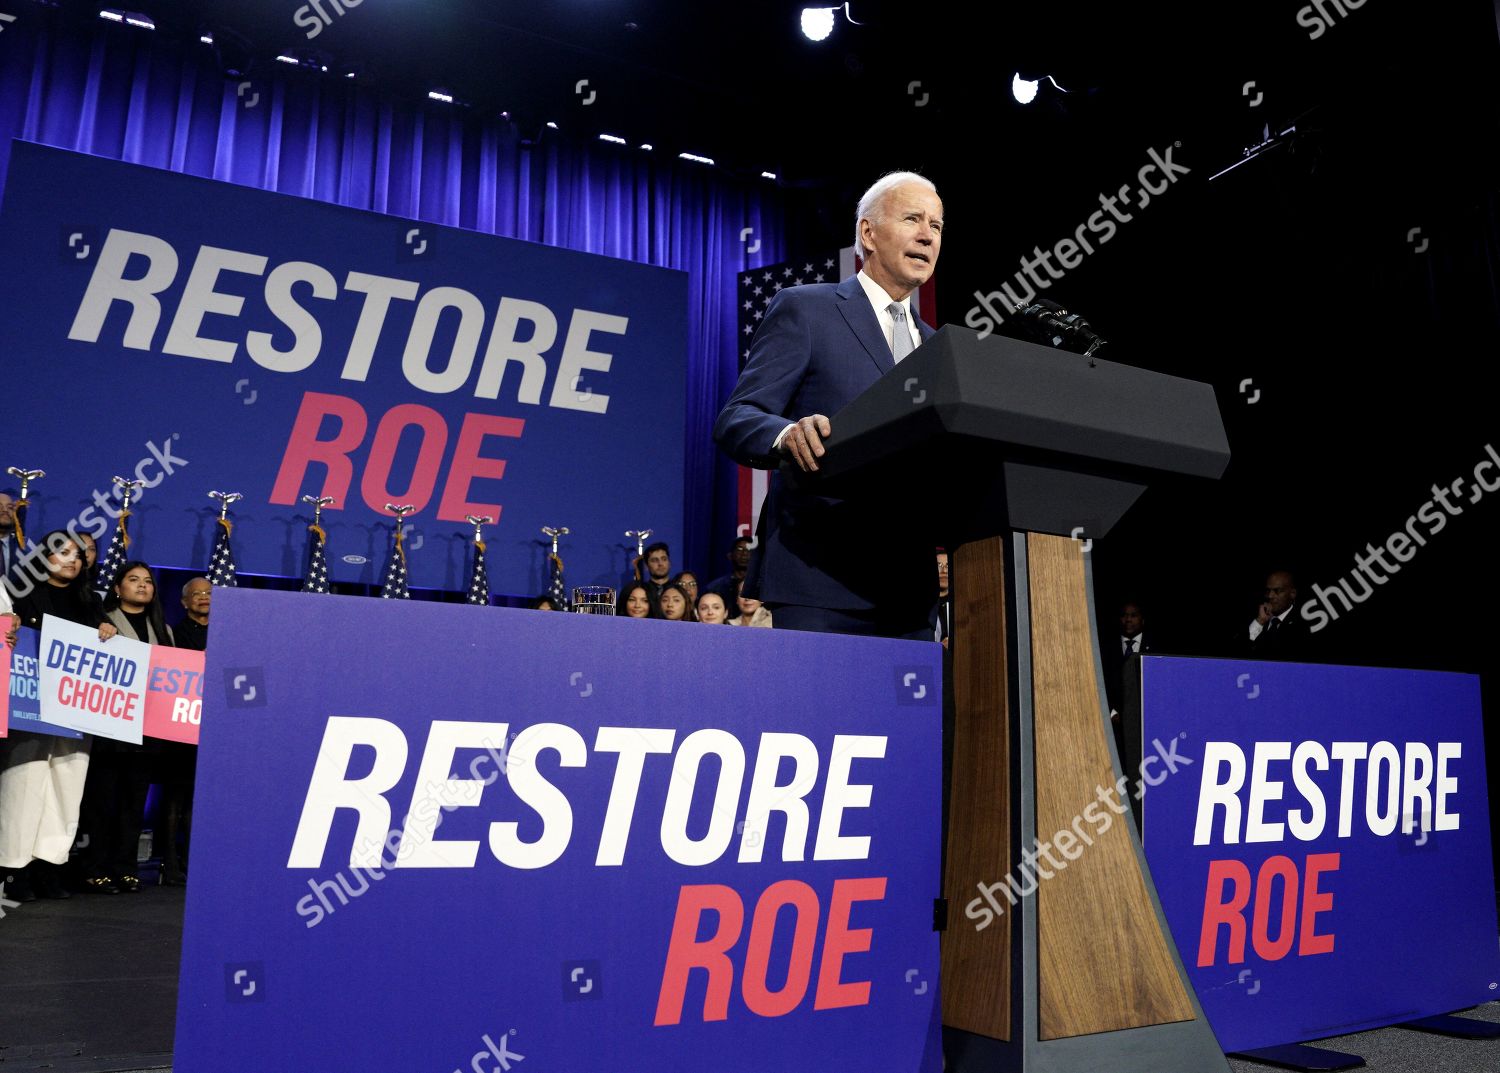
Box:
[713,275,937,617]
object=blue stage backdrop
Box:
[176,590,943,1072]
[1140,656,1499,1052]
[0,141,687,593]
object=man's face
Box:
[1264,573,1297,616]
[1119,604,1144,637]
[646,549,670,580]
[0,495,13,527]
[730,540,752,570]
[184,581,212,617]
[936,552,949,595]
[860,183,943,297]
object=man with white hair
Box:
[714,171,944,637]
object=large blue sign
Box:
[1140,656,1498,1052]
[0,141,687,593]
[175,590,942,1072]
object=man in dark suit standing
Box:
[714,172,943,638]
[1244,569,1310,660]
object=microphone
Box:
[1015,298,1108,355]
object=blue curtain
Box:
[0,15,786,579]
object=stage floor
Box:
[0,885,1497,1072]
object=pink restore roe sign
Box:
[144,645,204,745]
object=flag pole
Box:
[5,466,44,548]
[624,528,653,581]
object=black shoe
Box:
[3,870,37,903]
[161,870,187,887]
[115,874,141,893]
[83,876,120,894]
[29,862,71,900]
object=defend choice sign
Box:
[1140,656,1499,1052]
[7,629,82,740]
[0,142,687,593]
[39,616,150,744]
[176,590,942,1072]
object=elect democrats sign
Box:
[175,590,942,1072]
[1140,656,1499,1052]
[0,142,687,592]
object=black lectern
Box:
[798,325,1233,1072]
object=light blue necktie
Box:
[888,302,914,362]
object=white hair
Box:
[854,171,938,260]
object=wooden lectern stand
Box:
[800,326,1233,1072]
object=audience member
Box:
[658,582,694,622]
[671,572,699,605]
[730,592,773,628]
[617,581,659,619]
[175,577,211,650]
[696,591,729,624]
[931,550,952,648]
[638,542,672,600]
[530,595,560,611]
[82,561,173,893]
[0,492,18,581]
[1,532,115,902]
[705,536,752,605]
[1244,569,1309,661]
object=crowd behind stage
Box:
[0,492,1312,910]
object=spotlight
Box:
[599,134,627,145]
[679,152,715,166]
[761,171,778,180]
[1012,72,1072,106]
[428,90,454,104]
[800,7,836,42]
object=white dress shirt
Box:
[1248,606,1294,640]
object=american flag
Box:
[95,512,131,595]
[379,527,410,600]
[546,551,569,610]
[733,246,937,538]
[302,524,330,594]
[735,251,846,539]
[465,538,489,605]
[208,519,238,587]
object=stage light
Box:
[99,10,155,29]
[761,171,777,180]
[679,152,715,166]
[599,134,627,145]
[1012,73,1039,105]
[428,91,454,103]
[640,143,653,151]
[199,33,213,44]
[800,7,836,41]
[276,54,299,65]
[546,121,558,129]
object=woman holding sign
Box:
[80,561,175,893]
[0,531,114,902]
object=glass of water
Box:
[572,586,616,614]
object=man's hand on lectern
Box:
[781,414,832,473]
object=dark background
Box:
[8,0,1500,848]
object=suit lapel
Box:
[836,276,893,375]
